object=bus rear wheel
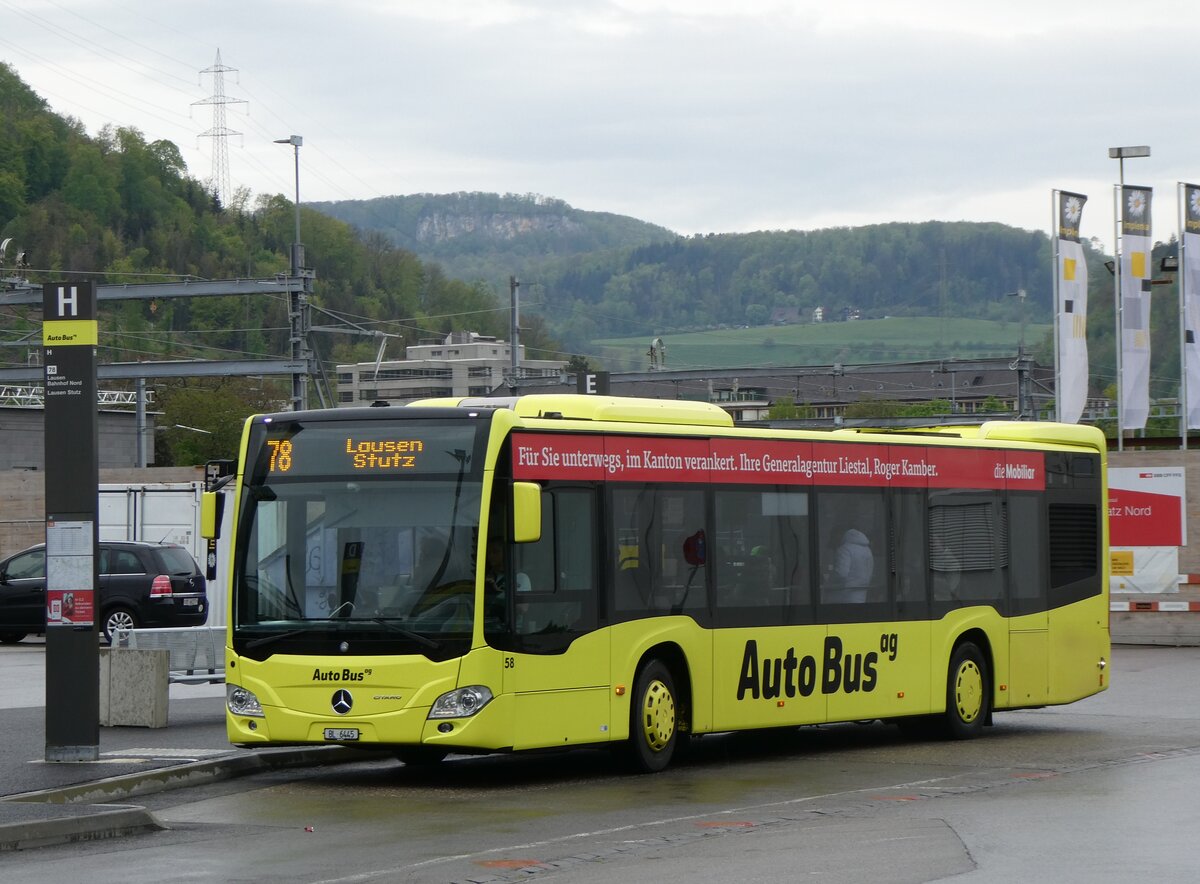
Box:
[627,660,678,773]
[943,641,989,740]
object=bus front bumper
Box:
[227,690,516,751]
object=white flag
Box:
[1120,185,1153,430]
[1055,192,1088,423]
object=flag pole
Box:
[1052,190,1062,422]
[1181,182,1189,451]
[1114,182,1124,452]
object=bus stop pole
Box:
[42,281,100,762]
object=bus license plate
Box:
[324,728,360,742]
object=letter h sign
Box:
[43,282,95,322]
[56,286,79,318]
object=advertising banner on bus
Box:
[512,432,1045,491]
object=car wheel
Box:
[103,607,139,644]
[0,632,27,644]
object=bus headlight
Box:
[227,685,265,718]
[429,685,493,719]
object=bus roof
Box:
[406,394,735,428]
[832,420,1107,454]
[406,394,1105,454]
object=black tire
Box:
[103,606,139,645]
[0,632,27,645]
[943,641,990,740]
[395,747,448,766]
[627,659,679,773]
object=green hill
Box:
[308,194,1096,367]
[591,317,1052,372]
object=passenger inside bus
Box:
[825,527,874,603]
[834,528,874,585]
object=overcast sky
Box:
[3,0,1198,247]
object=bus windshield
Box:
[231,417,486,658]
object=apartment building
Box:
[336,332,566,406]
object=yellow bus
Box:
[212,394,1109,772]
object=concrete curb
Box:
[0,804,163,852]
[0,745,388,852]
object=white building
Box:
[336,332,566,406]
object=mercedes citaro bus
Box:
[202,394,1109,772]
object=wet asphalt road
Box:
[2,644,1198,883]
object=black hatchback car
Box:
[0,541,208,644]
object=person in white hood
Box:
[833,528,874,589]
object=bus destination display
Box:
[257,423,479,477]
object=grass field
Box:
[590,316,1050,371]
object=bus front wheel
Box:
[943,641,989,740]
[627,660,678,773]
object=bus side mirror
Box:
[512,482,542,544]
[201,491,225,540]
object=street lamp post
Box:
[1109,145,1151,451]
[1006,288,1028,357]
[275,135,309,411]
[1005,289,1029,418]
[275,135,303,274]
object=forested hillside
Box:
[313,195,1064,344]
[313,193,1134,379]
[537,222,1057,348]
[316,189,1194,401]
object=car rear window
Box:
[155,547,199,575]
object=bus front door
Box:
[503,631,611,751]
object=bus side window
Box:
[892,490,928,619]
[611,488,651,615]
[609,485,706,619]
[928,492,1005,609]
[817,489,886,605]
[514,493,555,593]
[513,487,598,639]
[1009,494,1045,616]
[714,487,809,625]
[658,489,706,613]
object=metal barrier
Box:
[111,625,226,684]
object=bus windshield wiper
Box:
[368,618,442,650]
[244,627,312,652]
[244,620,442,653]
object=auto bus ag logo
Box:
[331,690,354,715]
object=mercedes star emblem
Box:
[331,689,353,715]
